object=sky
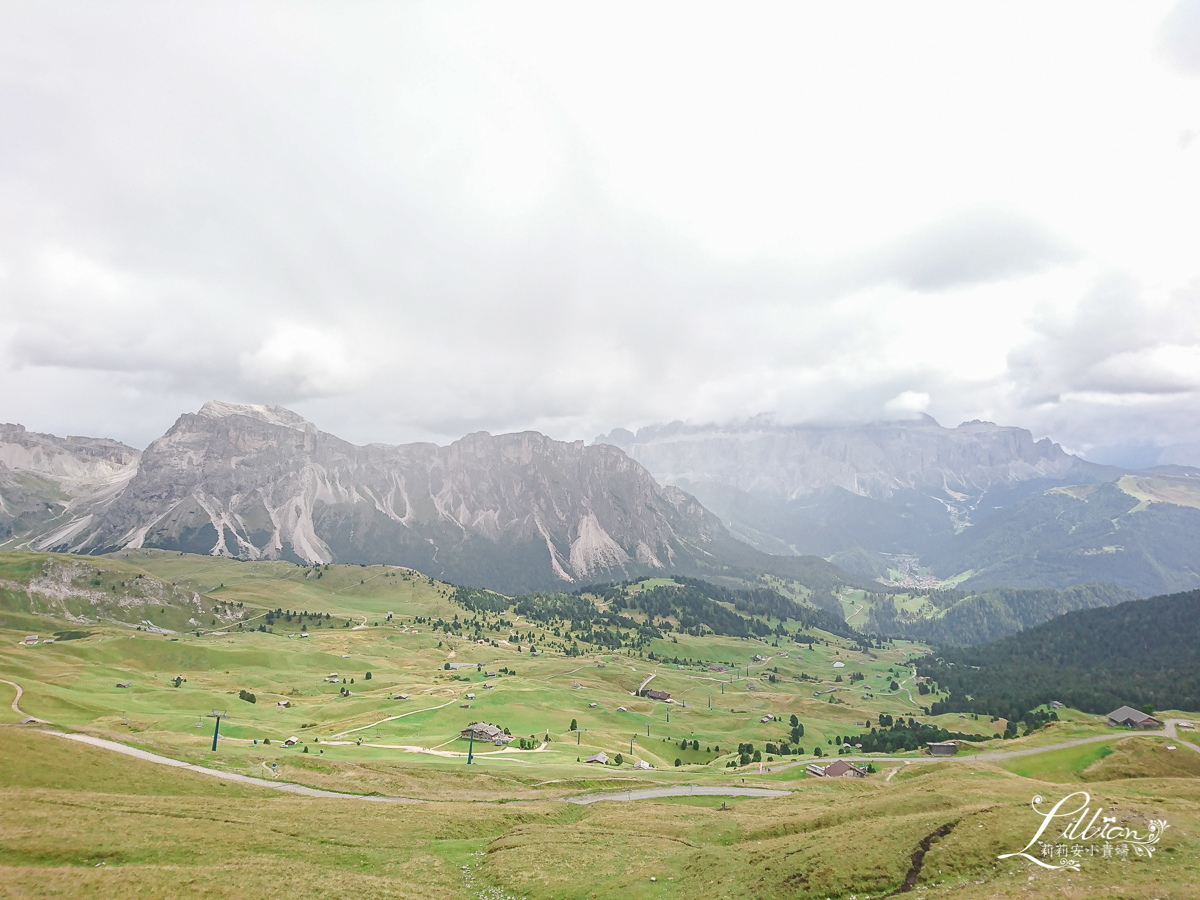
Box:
[1,2,1199,466]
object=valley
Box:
[2,549,1197,899]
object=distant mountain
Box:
[919,589,1200,720]
[597,417,1200,596]
[596,416,1094,557]
[923,477,1200,597]
[0,424,140,548]
[0,403,864,595]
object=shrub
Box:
[238,689,256,704]
[365,672,372,680]
[444,662,451,670]
[570,719,578,731]
[675,758,682,767]
[614,753,623,766]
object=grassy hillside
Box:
[2,725,1199,899]
[864,583,1136,645]
[3,550,1200,898]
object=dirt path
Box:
[563,785,790,804]
[43,730,422,802]
[330,696,460,739]
[0,678,41,722]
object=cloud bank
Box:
[0,3,1197,467]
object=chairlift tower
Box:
[207,709,228,752]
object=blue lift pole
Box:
[211,715,221,751]
[467,730,474,764]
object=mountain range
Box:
[3,403,1198,598]
[0,403,850,594]
[597,417,1200,596]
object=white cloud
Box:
[239,324,370,401]
[885,391,933,415]
[0,1,1196,468]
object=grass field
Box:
[2,550,1199,898]
[2,726,1199,899]
[999,740,1119,782]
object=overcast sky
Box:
[2,2,1199,465]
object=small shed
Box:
[805,763,827,777]
[116,681,131,688]
[928,742,958,756]
[283,736,299,746]
[24,636,38,645]
[394,693,409,699]
[584,751,609,764]
[645,689,670,701]
[633,759,652,769]
[465,693,475,700]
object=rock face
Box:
[0,424,140,549]
[596,415,1079,501]
[35,403,727,593]
[595,416,1097,558]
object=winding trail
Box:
[44,730,422,802]
[0,678,41,722]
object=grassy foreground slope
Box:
[3,550,1200,898]
[2,726,1200,900]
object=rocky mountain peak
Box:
[196,401,316,432]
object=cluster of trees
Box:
[450,576,868,648]
[262,608,333,628]
[238,689,256,703]
[846,716,987,754]
[918,589,1200,721]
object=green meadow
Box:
[1,550,1197,899]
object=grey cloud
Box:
[1159,0,1200,75]
[1004,277,1200,462]
[876,210,1077,292]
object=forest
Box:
[916,589,1200,722]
